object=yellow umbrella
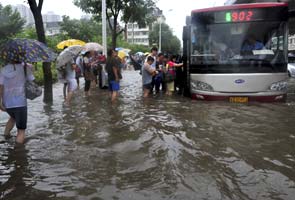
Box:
[144,52,150,56]
[122,48,131,53]
[57,39,86,49]
[118,50,128,60]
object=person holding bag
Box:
[83,51,96,96]
[142,56,157,98]
[0,61,35,144]
[165,55,183,95]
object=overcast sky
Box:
[2,0,226,40]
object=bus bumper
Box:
[191,91,287,102]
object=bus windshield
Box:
[191,21,287,72]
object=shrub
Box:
[33,62,58,85]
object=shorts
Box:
[167,81,174,92]
[67,79,78,92]
[6,107,28,130]
[143,83,152,90]
[109,81,120,92]
[84,80,91,92]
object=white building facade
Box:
[42,11,61,23]
[289,35,295,52]
[127,23,150,46]
[42,12,62,36]
[11,4,34,26]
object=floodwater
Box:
[0,71,295,200]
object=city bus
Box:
[182,3,289,102]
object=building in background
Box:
[289,0,295,53]
[126,23,150,46]
[43,11,61,23]
[289,35,295,52]
[126,7,164,46]
[11,4,62,36]
[11,4,34,26]
[81,14,92,20]
[43,22,61,36]
[42,11,62,36]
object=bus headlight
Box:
[270,81,288,91]
[191,81,214,91]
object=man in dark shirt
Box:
[106,49,121,102]
[155,53,167,92]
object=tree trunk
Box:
[112,17,117,49]
[124,24,128,41]
[42,62,53,102]
[29,1,53,103]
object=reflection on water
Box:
[1,71,295,200]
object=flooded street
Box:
[1,71,295,200]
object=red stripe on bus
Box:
[192,3,288,14]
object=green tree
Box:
[115,35,150,53]
[15,27,66,52]
[60,16,102,42]
[0,3,25,45]
[121,0,157,40]
[27,0,53,103]
[149,22,181,54]
[73,0,156,49]
[15,27,37,39]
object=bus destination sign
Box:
[225,11,254,22]
[214,9,264,23]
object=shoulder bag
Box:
[164,65,176,83]
[24,64,42,100]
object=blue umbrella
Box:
[0,38,57,63]
[115,47,124,51]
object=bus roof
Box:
[192,3,288,14]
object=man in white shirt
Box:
[145,47,158,93]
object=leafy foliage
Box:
[15,27,37,39]
[0,3,25,45]
[60,16,102,42]
[15,28,65,52]
[149,22,181,54]
[121,0,156,28]
[15,16,150,54]
[116,35,150,53]
[73,0,156,48]
[33,62,58,85]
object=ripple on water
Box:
[0,71,295,199]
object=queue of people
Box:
[141,47,184,98]
[0,46,183,144]
[61,46,185,104]
[61,50,107,103]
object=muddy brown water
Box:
[1,71,295,200]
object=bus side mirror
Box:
[183,26,189,41]
[186,16,191,26]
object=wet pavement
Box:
[0,71,295,200]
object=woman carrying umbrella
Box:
[0,38,56,144]
[56,45,83,101]
[0,61,34,144]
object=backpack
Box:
[57,66,67,83]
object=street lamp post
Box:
[158,9,172,53]
[102,0,107,56]
[159,18,162,52]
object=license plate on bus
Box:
[229,97,248,103]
